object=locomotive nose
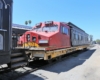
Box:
[18,32,39,48]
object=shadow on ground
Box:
[43,49,96,73]
[16,49,96,80]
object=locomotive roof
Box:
[12,24,32,30]
[61,22,85,32]
[61,22,89,35]
[67,22,85,32]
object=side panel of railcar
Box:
[68,22,89,47]
[0,0,13,65]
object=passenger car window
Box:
[73,33,76,40]
[76,34,78,40]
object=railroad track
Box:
[0,49,88,80]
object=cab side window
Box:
[26,34,30,41]
[61,26,69,35]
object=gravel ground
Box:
[0,67,33,80]
[17,45,97,80]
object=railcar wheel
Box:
[56,56,62,61]
[47,59,52,64]
[58,56,62,61]
[84,48,88,51]
[34,57,39,61]
[7,63,11,68]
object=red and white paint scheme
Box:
[18,21,71,50]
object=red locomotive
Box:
[18,21,89,50]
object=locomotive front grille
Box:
[22,42,39,48]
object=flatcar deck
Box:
[21,45,89,60]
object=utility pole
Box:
[90,35,93,44]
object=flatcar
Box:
[17,21,90,61]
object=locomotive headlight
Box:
[35,23,42,28]
[45,21,53,25]
[12,35,16,39]
[32,37,36,42]
[13,35,16,38]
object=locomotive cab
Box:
[18,21,59,48]
[18,21,71,50]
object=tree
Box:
[25,21,28,25]
[28,20,32,27]
[25,20,32,26]
[96,39,100,44]
[29,20,32,25]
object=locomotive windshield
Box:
[33,25,58,32]
[43,25,58,32]
[33,27,42,31]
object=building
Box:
[12,23,32,35]
[12,23,32,47]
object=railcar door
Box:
[0,1,4,50]
[60,24,70,47]
[12,31,18,48]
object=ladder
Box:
[9,49,28,68]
